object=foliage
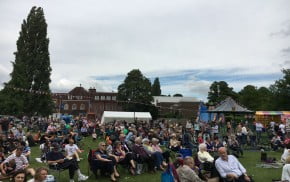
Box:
[117,69,158,118]
[151,77,161,96]
[239,85,273,111]
[173,93,183,97]
[207,81,237,105]
[0,6,53,116]
[238,85,259,110]
[270,69,290,110]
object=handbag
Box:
[161,166,175,182]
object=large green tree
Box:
[270,69,290,110]
[256,87,273,110]
[238,85,259,110]
[0,6,53,116]
[207,81,237,105]
[117,69,157,118]
[151,77,161,96]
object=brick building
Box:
[152,96,200,119]
[52,86,122,119]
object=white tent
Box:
[101,111,152,124]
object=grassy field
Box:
[27,136,282,182]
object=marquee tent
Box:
[208,97,253,114]
[101,111,152,124]
[255,111,290,125]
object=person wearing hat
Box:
[169,133,181,152]
[46,143,88,182]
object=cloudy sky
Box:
[0,0,289,101]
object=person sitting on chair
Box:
[176,156,205,182]
[46,143,88,182]
[215,147,251,182]
[198,143,214,172]
[169,133,181,152]
[282,156,290,181]
[94,142,119,182]
[0,147,35,177]
[65,138,82,162]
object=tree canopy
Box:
[207,81,237,105]
[117,69,157,118]
[270,69,290,110]
[151,77,161,96]
[0,6,53,116]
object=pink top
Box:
[152,144,162,153]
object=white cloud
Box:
[0,0,289,96]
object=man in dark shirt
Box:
[46,143,88,182]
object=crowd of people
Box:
[0,115,288,182]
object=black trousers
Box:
[52,159,79,179]
[135,154,154,171]
[224,174,253,182]
[118,153,134,168]
[94,156,116,175]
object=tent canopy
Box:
[101,111,152,124]
[256,111,290,115]
[208,97,253,113]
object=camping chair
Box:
[47,162,66,181]
[87,148,103,179]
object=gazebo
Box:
[207,97,254,123]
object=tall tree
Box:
[151,77,161,96]
[207,81,237,105]
[117,69,157,118]
[257,87,273,110]
[270,69,290,110]
[238,85,259,110]
[0,6,53,116]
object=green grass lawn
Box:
[27,136,282,182]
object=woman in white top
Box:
[65,138,82,161]
[282,156,290,181]
[281,143,290,163]
[197,143,214,163]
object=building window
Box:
[106,96,111,100]
[72,104,77,110]
[101,96,106,100]
[68,95,72,100]
[95,96,99,100]
[80,104,85,110]
[112,96,116,100]
[64,104,69,110]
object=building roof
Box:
[68,86,89,96]
[152,96,199,105]
[208,97,253,113]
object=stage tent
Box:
[101,111,152,124]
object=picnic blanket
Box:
[256,162,283,169]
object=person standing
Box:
[255,121,263,144]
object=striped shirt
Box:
[4,153,28,170]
